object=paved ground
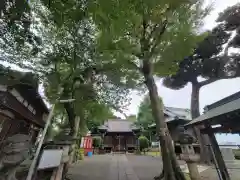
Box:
[67,154,240,180]
[68,154,139,180]
[126,155,162,180]
[68,155,110,180]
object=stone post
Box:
[179,132,201,180]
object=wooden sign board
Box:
[37,149,63,170]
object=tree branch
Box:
[199,75,239,87]
[146,6,170,43]
[127,59,142,71]
[139,17,149,59]
[148,19,168,58]
[198,78,217,87]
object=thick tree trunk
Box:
[155,127,185,180]
[69,116,80,163]
[191,82,200,118]
[62,103,79,179]
[64,102,76,135]
[144,74,185,180]
[191,82,211,164]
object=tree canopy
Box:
[162,3,240,164]
[136,95,162,130]
[88,1,208,179]
[163,3,240,91]
[0,1,212,179]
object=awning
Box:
[186,97,240,126]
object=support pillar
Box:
[208,130,230,180]
[193,125,212,164]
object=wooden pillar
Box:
[0,115,12,143]
[207,129,230,180]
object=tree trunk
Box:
[191,82,200,118]
[69,116,80,163]
[62,103,79,179]
[191,82,211,164]
[64,102,76,134]
[144,74,185,180]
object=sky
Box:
[118,0,240,144]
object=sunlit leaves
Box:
[90,0,208,79]
[41,0,86,28]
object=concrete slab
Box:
[220,148,235,163]
[68,154,240,180]
[68,154,139,180]
[126,155,162,180]
[180,164,210,173]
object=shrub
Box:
[233,149,240,160]
[138,136,149,152]
[92,136,102,148]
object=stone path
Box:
[68,154,139,180]
[67,154,240,180]
[126,155,162,180]
[108,154,139,180]
[68,155,110,180]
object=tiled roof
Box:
[186,91,240,126]
[148,107,191,128]
[0,64,49,113]
[99,119,138,132]
[164,107,192,121]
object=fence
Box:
[206,144,240,180]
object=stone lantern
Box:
[179,132,201,180]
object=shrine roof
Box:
[164,107,191,121]
[0,64,49,113]
[99,119,138,132]
[148,107,191,128]
[186,91,240,126]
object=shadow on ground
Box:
[126,155,162,180]
[68,155,111,180]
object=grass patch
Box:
[233,149,240,160]
[184,173,191,180]
[145,151,161,157]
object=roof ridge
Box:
[108,119,128,121]
[205,91,240,111]
[165,106,190,111]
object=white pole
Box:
[26,103,56,180]
[158,141,161,156]
[119,136,120,151]
[26,88,69,180]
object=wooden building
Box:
[0,66,49,144]
[185,91,240,180]
[98,119,140,152]
[148,107,194,140]
[147,107,199,153]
